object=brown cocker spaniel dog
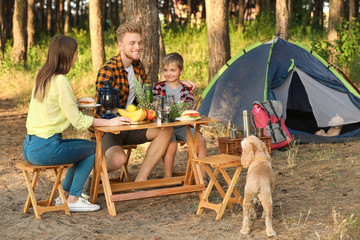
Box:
[240,135,276,237]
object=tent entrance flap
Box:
[297,68,360,127]
[273,70,318,134]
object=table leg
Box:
[89,131,103,203]
[184,125,203,186]
[89,130,117,216]
[100,156,117,216]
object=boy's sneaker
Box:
[67,197,100,212]
[54,197,62,206]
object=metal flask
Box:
[242,110,251,137]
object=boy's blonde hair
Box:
[116,22,142,42]
[163,53,183,70]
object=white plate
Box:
[77,97,100,108]
[78,103,101,109]
[175,116,201,121]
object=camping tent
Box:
[198,37,360,142]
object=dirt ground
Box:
[1,96,359,240]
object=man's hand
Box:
[181,80,196,94]
[108,116,131,126]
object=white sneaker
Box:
[67,197,100,212]
[54,197,62,206]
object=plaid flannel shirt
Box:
[152,81,193,102]
[94,54,148,118]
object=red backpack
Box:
[251,100,293,149]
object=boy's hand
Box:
[181,80,196,94]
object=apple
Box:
[146,109,156,120]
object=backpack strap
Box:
[258,101,277,142]
[267,100,287,140]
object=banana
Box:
[140,108,147,121]
[118,108,145,122]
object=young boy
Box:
[153,53,207,178]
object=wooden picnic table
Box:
[88,116,219,216]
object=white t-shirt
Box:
[125,64,135,108]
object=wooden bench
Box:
[16,162,72,219]
[192,154,243,220]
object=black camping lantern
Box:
[96,81,120,119]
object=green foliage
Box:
[1,14,360,104]
[243,12,276,40]
[311,19,360,83]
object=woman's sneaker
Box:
[67,197,100,212]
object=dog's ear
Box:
[262,141,271,162]
[241,140,255,168]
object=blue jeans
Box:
[23,134,96,197]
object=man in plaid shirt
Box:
[93,22,173,182]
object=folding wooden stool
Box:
[16,162,72,219]
[119,145,137,182]
[192,154,243,220]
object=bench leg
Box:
[53,168,71,216]
[216,166,242,220]
[119,147,132,182]
[22,170,41,219]
[197,166,221,215]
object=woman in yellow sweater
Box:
[23,35,131,212]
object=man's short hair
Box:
[116,22,142,42]
[162,53,184,70]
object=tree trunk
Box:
[89,0,105,70]
[47,0,52,34]
[102,0,107,31]
[27,0,35,48]
[205,0,230,83]
[114,0,118,27]
[125,0,159,84]
[238,0,245,32]
[74,0,79,26]
[109,0,116,28]
[158,15,166,81]
[64,0,71,34]
[58,0,64,32]
[275,0,292,40]
[0,0,6,58]
[307,0,312,25]
[13,0,27,63]
[328,0,344,42]
[349,0,356,28]
[265,0,272,10]
[255,0,262,17]
[55,0,60,32]
[39,0,44,27]
[119,0,126,25]
[313,0,323,28]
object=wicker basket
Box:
[218,136,271,156]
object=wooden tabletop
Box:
[92,116,219,133]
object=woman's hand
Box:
[181,80,196,94]
[92,116,131,127]
[107,116,131,126]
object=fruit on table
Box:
[126,104,137,112]
[146,109,156,120]
[118,108,147,122]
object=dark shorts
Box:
[102,129,148,153]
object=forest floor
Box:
[1,95,359,240]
